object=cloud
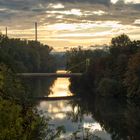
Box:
[48,3,65,9]
[124,0,140,4]
[0,0,139,51]
[111,0,140,4]
[134,19,140,24]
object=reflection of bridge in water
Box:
[34,96,77,101]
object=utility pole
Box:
[6,27,7,37]
[35,22,37,41]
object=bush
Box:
[97,78,121,97]
[124,50,140,98]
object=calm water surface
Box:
[36,70,111,139]
[24,70,140,140]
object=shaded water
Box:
[24,70,140,140]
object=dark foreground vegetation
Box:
[0,34,64,139]
[67,34,140,98]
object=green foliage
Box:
[0,34,65,139]
[0,99,23,140]
[0,63,33,107]
[67,34,140,98]
[0,35,56,73]
[0,98,64,140]
[0,64,64,139]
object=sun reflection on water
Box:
[37,70,111,139]
[48,70,73,97]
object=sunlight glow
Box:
[134,19,140,24]
[48,3,65,9]
[70,9,82,16]
[47,23,77,31]
[47,21,121,31]
[46,9,82,16]
[111,0,119,4]
[53,113,66,119]
[38,100,73,120]
[48,71,73,97]
[124,0,140,4]
[111,0,140,4]
[56,15,63,19]
[3,21,139,52]
[46,9,106,17]
[0,0,139,51]
[92,10,107,16]
[83,122,102,131]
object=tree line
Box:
[0,34,57,73]
[0,34,64,139]
[66,34,140,98]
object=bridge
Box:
[17,59,90,78]
[17,72,82,78]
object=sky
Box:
[0,0,140,51]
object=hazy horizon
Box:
[0,0,140,51]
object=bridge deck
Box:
[17,73,82,77]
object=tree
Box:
[97,78,121,97]
[111,34,131,48]
[0,63,65,140]
[124,50,140,98]
[110,34,131,57]
[0,34,57,73]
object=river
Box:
[35,70,111,139]
[23,70,140,140]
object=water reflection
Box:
[38,99,111,140]
[68,95,140,140]
[23,70,140,140]
[49,70,73,97]
[49,78,73,97]
[36,70,111,139]
[22,77,55,97]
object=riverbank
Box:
[66,34,140,99]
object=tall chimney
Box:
[35,22,37,41]
[6,27,7,37]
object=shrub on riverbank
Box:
[97,78,122,97]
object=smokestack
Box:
[35,22,37,41]
[6,27,7,37]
